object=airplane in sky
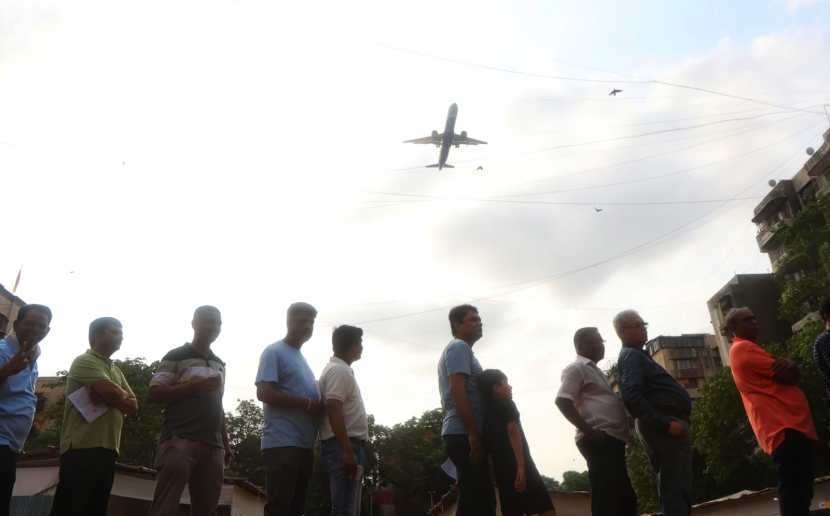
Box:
[404,103,487,170]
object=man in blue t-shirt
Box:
[256,302,322,516]
[436,304,495,516]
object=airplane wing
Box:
[404,134,443,145]
[453,134,487,145]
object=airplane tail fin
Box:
[426,163,454,169]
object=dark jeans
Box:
[577,433,637,516]
[262,446,314,516]
[771,429,815,516]
[0,446,16,516]
[321,438,366,516]
[443,435,495,516]
[49,447,117,516]
[637,419,692,516]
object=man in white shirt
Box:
[319,325,368,516]
[556,327,637,516]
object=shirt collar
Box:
[576,355,596,366]
[88,348,112,365]
[330,356,351,368]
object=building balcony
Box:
[756,219,790,252]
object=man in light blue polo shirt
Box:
[0,304,52,516]
[256,302,321,516]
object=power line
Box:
[368,120,817,211]
[352,145,811,326]
[378,45,827,116]
[502,113,813,195]
[388,104,824,173]
[369,191,762,207]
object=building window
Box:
[684,378,699,389]
[674,359,694,370]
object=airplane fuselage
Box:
[438,103,458,170]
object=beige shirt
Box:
[319,356,369,441]
[556,355,632,444]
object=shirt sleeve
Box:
[69,355,112,385]
[618,350,673,434]
[255,347,279,385]
[149,352,178,387]
[445,341,473,377]
[321,367,353,402]
[556,364,584,402]
[732,341,775,379]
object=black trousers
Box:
[443,435,496,516]
[0,446,17,516]
[49,447,117,516]
[577,433,638,516]
[262,446,314,516]
[771,429,815,516]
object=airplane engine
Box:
[461,131,467,138]
[431,130,439,138]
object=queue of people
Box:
[0,297,829,516]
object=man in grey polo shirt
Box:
[556,327,637,516]
[148,306,230,516]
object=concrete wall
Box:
[708,274,791,365]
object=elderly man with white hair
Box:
[615,310,692,516]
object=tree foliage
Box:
[776,196,830,322]
[559,470,590,492]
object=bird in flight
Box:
[594,208,604,213]
[609,89,623,96]
[476,166,484,172]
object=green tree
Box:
[374,409,446,516]
[117,357,165,466]
[225,399,266,485]
[775,197,830,322]
[626,438,658,513]
[559,470,590,492]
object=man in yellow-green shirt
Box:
[50,317,137,516]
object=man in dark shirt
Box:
[812,298,830,398]
[148,306,230,516]
[616,310,692,516]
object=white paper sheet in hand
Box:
[180,366,219,383]
[67,386,108,423]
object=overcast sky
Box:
[2,0,830,480]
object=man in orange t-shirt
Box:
[727,307,817,516]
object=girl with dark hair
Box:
[478,369,556,516]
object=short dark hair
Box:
[332,325,363,355]
[194,305,220,318]
[288,302,317,318]
[448,304,478,334]
[16,304,52,324]
[89,317,122,344]
[477,369,507,404]
[820,299,830,321]
[573,327,598,348]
